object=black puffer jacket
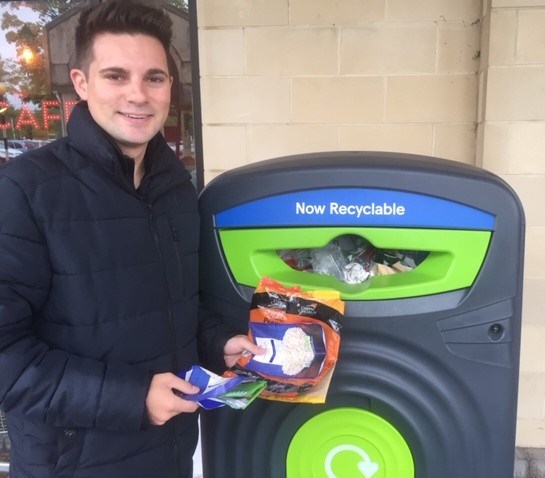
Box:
[0,103,225,478]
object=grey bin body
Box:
[197,152,525,478]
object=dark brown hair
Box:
[74,0,173,72]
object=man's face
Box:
[70,33,172,160]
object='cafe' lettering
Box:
[0,100,78,131]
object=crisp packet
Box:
[180,365,266,410]
[246,322,327,379]
[229,277,344,404]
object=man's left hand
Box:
[223,334,265,368]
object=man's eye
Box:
[105,74,124,81]
[148,76,166,84]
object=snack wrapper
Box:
[180,365,266,410]
[229,277,344,403]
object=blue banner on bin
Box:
[215,188,495,230]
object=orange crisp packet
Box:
[229,277,344,404]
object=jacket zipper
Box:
[143,202,179,371]
[169,223,186,296]
[107,148,193,477]
[143,200,183,477]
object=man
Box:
[0,1,260,477]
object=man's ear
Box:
[70,69,88,100]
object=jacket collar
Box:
[66,101,184,181]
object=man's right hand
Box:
[146,372,200,426]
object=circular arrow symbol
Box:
[325,444,380,478]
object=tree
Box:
[0,56,15,87]
[1,3,52,104]
[21,0,89,22]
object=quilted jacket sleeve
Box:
[197,305,241,374]
[0,174,150,431]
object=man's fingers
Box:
[146,373,200,425]
[168,375,200,395]
[246,342,266,356]
[238,336,266,356]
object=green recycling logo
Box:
[286,408,414,478]
[325,444,379,478]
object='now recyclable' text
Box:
[296,201,406,218]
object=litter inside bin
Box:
[278,234,429,285]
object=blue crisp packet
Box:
[179,365,265,410]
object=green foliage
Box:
[26,0,86,21]
[1,2,52,103]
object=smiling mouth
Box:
[120,112,152,120]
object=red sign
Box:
[0,100,78,130]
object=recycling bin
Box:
[198,151,525,478]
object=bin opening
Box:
[278,235,429,285]
[218,226,491,300]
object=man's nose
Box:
[126,80,147,103]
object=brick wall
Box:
[197,0,481,180]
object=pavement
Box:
[515,448,545,478]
